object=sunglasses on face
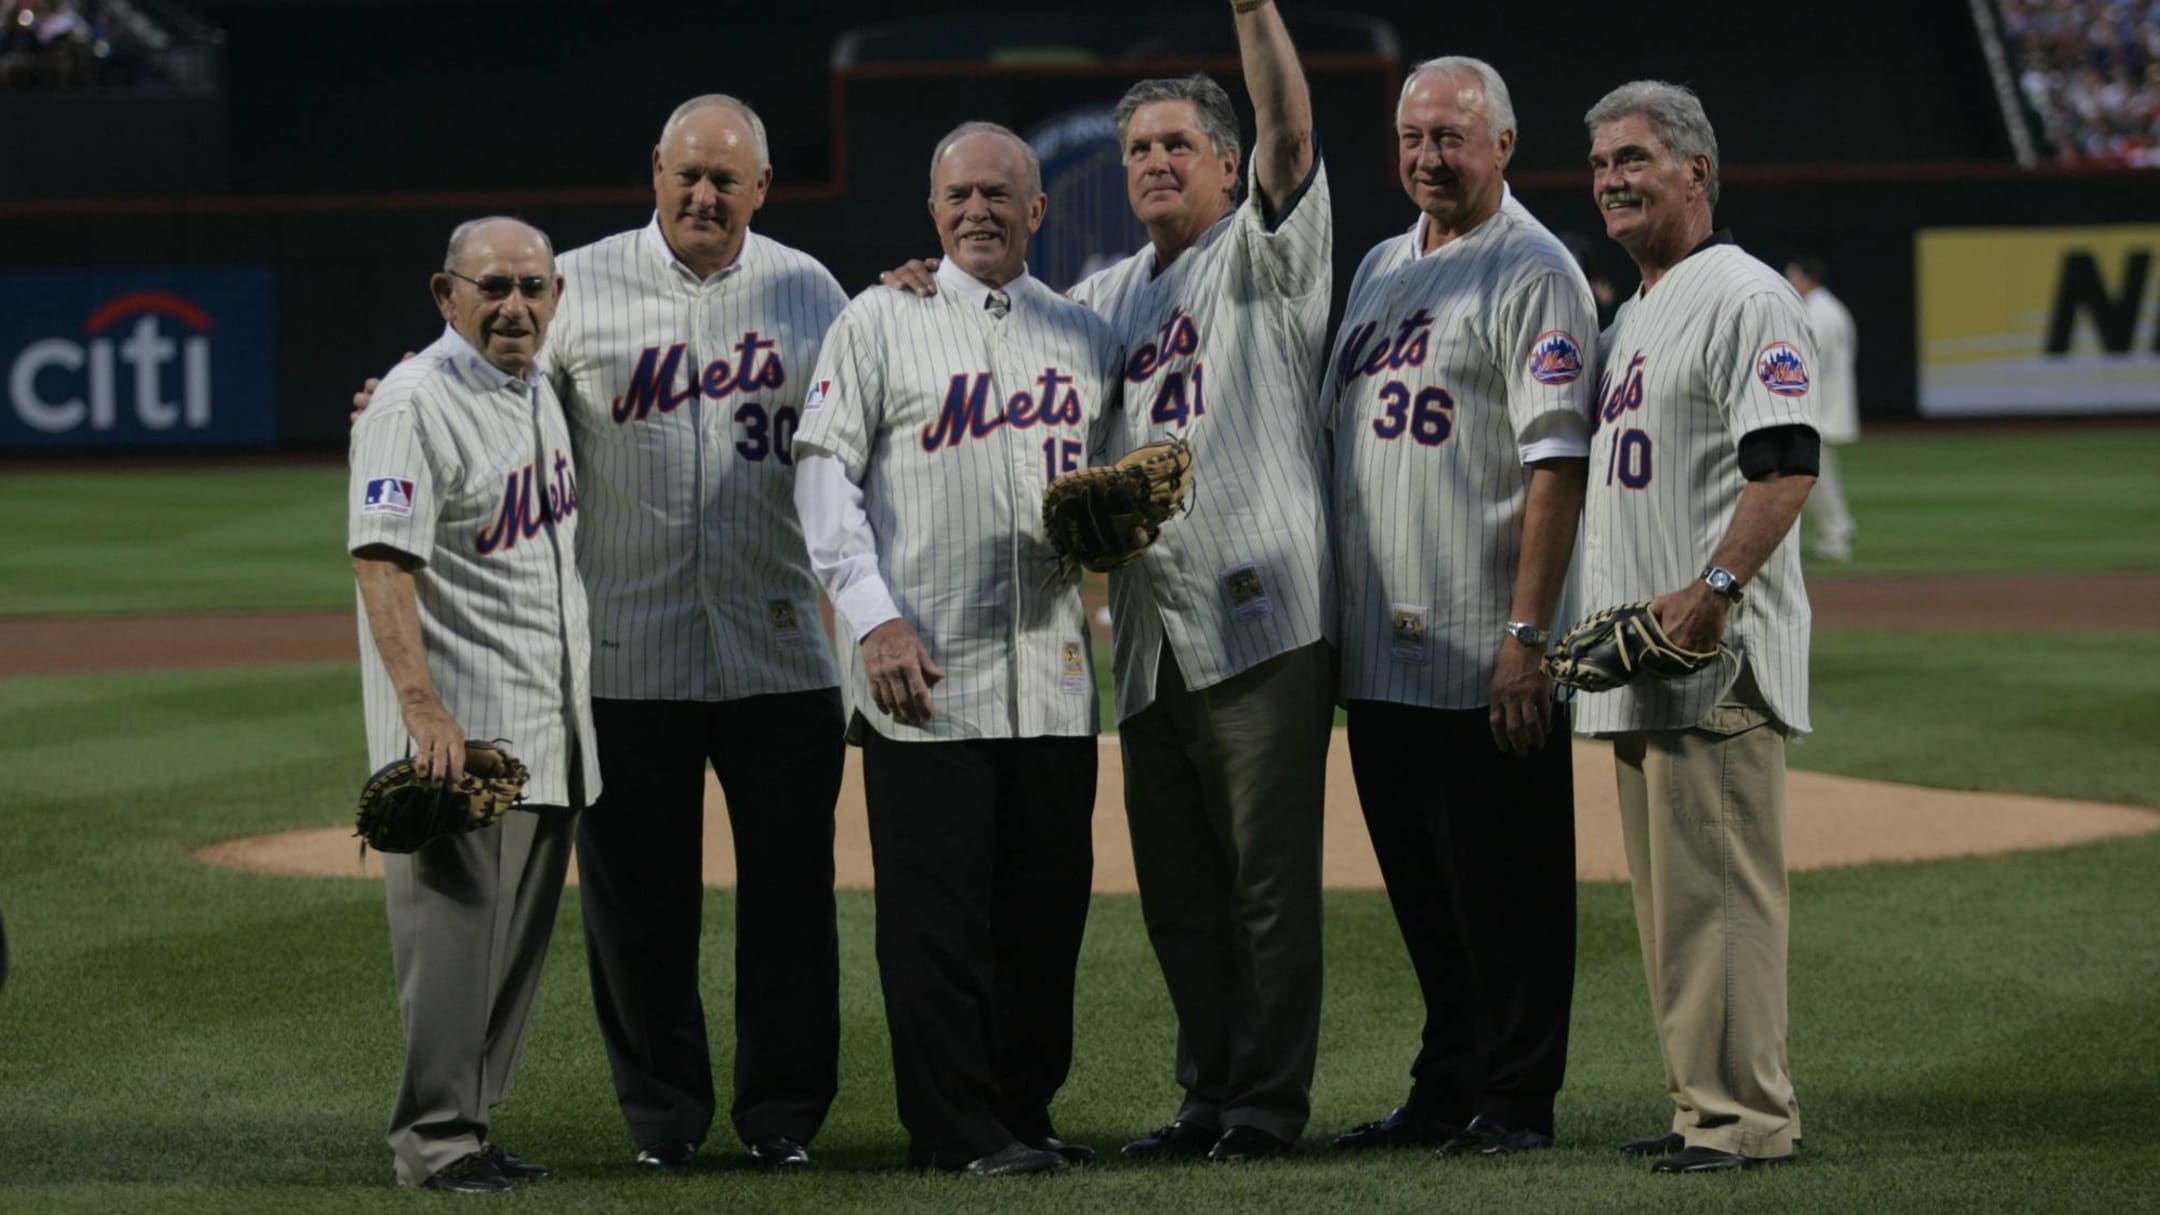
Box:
[445,270,551,301]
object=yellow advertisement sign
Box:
[1917,225,2160,416]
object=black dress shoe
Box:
[1650,1145,1796,1173]
[1330,1105,1461,1151]
[480,1142,551,1181]
[1029,1137,1097,1165]
[422,1151,515,1193]
[1207,1125,1293,1163]
[957,1141,1068,1177]
[747,1135,811,1169]
[1435,1114,1555,1158]
[1121,1120,1221,1158]
[1618,1131,1685,1158]
[634,1140,699,1168]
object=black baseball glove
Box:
[1542,602,1728,692]
[1041,437,1194,581]
[354,739,530,855]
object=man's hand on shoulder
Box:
[349,351,417,425]
[877,259,941,298]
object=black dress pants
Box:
[859,728,1096,1168]
[577,689,844,1150]
[1345,699,1576,1133]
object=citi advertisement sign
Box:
[2,269,276,448]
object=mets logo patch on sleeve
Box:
[1527,331,1585,385]
[804,379,834,412]
[362,477,416,517]
[1756,342,1811,396]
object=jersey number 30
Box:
[735,402,798,464]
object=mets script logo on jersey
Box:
[1123,307,1199,384]
[1527,330,1585,386]
[920,368,1086,452]
[611,332,786,423]
[1756,342,1810,396]
[1595,352,1647,430]
[476,449,579,555]
[362,476,416,518]
[1334,309,1435,387]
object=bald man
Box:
[351,217,595,1192]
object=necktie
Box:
[985,289,1011,320]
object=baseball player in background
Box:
[352,95,849,1172]
[792,122,1123,1177]
[1323,56,1592,1159]
[1579,80,1817,1174]
[350,217,598,1193]
[873,3,1333,1160]
[1784,256,1858,560]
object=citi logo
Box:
[7,291,215,433]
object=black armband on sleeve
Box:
[1736,424,1821,481]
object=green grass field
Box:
[2,430,2157,1212]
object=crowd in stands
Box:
[0,0,170,90]
[2000,0,2160,165]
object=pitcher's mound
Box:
[197,735,2157,888]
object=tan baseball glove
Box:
[1041,437,1194,579]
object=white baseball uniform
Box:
[1574,238,1814,734]
[348,323,596,1187]
[792,257,1124,741]
[1798,283,1857,558]
[350,325,599,804]
[548,219,847,699]
[1068,158,1333,721]
[1327,193,1597,706]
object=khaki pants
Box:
[383,806,576,1185]
[1610,682,1801,1158]
[1121,640,1334,1143]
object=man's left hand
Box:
[1650,581,1730,655]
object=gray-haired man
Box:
[1325,54,1594,1160]
[1580,80,1817,1174]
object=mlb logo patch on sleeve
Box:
[804,379,834,412]
[363,477,417,517]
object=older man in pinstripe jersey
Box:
[356,95,849,1172]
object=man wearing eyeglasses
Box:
[355,95,848,1173]
[351,216,597,1193]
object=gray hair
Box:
[1584,79,1720,208]
[659,94,771,172]
[1399,56,1517,144]
[927,120,1043,198]
[443,216,554,272]
[1114,73,1242,162]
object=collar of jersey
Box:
[934,257,1037,314]
[643,214,751,284]
[435,324,536,393]
[1406,183,1519,261]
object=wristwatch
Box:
[1700,565,1744,603]
[1504,620,1549,647]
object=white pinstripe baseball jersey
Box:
[1326,192,1597,708]
[1573,238,1814,735]
[349,326,600,806]
[547,219,847,701]
[1800,285,1858,443]
[1068,157,1333,722]
[793,259,1123,742]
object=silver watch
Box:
[1504,620,1549,647]
[1700,565,1744,602]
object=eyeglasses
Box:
[445,270,552,301]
